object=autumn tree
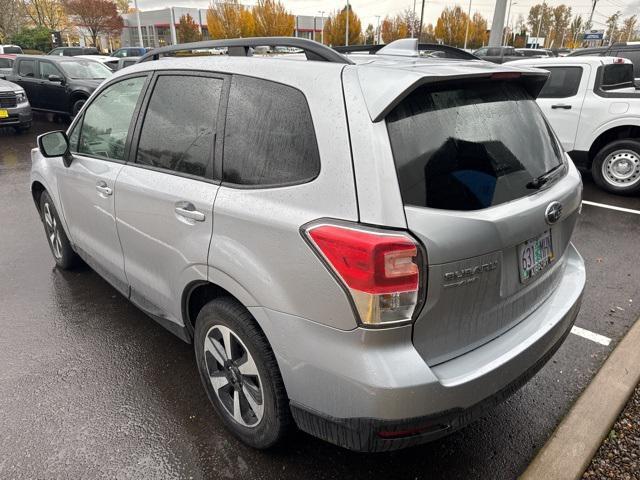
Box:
[548,5,572,47]
[568,15,583,48]
[252,0,293,37]
[0,0,24,42]
[64,0,123,49]
[434,6,469,47]
[323,4,362,46]
[177,13,202,43]
[22,0,67,31]
[381,14,408,43]
[363,23,374,44]
[207,0,254,39]
[527,3,553,44]
[114,0,129,14]
[605,11,621,45]
[467,12,488,49]
[421,23,436,43]
[620,15,638,42]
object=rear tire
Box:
[71,98,87,117]
[591,139,640,195]
[39,191,77,269]
[194,297,291,449]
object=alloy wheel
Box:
[43,202,63,260]
[203,324,264,427]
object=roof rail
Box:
[333,39,478,60]
[136,37,354,65]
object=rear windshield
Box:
[0,58,12,68]
[3,46,22,54]
[386,80,564,211]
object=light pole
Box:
[375,15,381,44]
[418,0,425,41]
[464,0,472,50]
[503,0,517,46]
[345,0,350,46]
[133,0,143,47]
[535,0,546,48]
[318,10,325,44]
[411,0,417,38]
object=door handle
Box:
[175,201,205,222]
[96,181,112,196]
[551,104,572,109]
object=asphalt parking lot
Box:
[1,114,639,479]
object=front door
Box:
[535,65,589,152]
[57,75,149,295]
[37,60,67,112]
[115,72,226,325]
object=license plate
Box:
[0,109,8,118]
[518,230,554,283]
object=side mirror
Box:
[37,131,73,167]
[48,74,63,83]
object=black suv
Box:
[568,43,640,80]
[48,47,101,56]
[8,56,112,116]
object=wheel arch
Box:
[31,180,47,214]
[69,90,89,112]
[588,124,640,164]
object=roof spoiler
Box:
[135,37,354,65]
[333,38,478,60]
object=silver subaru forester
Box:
[31,38,585,452]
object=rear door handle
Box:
[175,201,205,222]
[96,181,112,196]
[551,104,572,109]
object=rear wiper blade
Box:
[526,164,564,189]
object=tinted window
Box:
[475,48,488,56]
[615,50,640,76]
[601,63,634,90]
[538,67,582,98]
[78,76,146,160]
[223,75,320,186]
[39,61,62,79]
[136,75,222,178]
[386,81,564,211]
[0,58,12,68]
[3,46,21,54]
[18,60,35,77]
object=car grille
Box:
[0,93,17,108]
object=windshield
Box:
[59,60,112,79]
[386,80,564,211]
[3,46,22,54]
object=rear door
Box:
[385,78,582,365]
[14,58,40,107]
[115,71,226,325]
[534,64,589,151]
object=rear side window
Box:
[614,51,640,77]
[386,81,564,211]
[18,60,35,77]
[136,75,223,178]
[538,67,582,98]
[601,63,634,90]
[222,75,320,186]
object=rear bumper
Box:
[250,243,585,452]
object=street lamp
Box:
[345,0,350,47]
[503,0,517,46]
[318,10,325,44]
[133,0,143,48]
[375,15,381,44]
[463,0,472,50]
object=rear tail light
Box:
[303,222,425,327]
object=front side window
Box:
[78,76,146,160]
[538,67,582,98]
[18,60,35,77]
[386,80,564,211]
[39,61,62,80]
[222,75,320,186]
[136,75,222,178]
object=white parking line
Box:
[571,326,612,346]
[582,200,640,215]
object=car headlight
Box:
[15,90,27,103]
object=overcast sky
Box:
[132,0,640,34]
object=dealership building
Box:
[120,7,326,48]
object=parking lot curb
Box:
[520,315,640,480]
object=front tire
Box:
[591,139,640,195]
[194,298,291,449]
[39,191,77,269]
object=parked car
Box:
[75,54,120,71]
[510,56,640,195]
[31,37,585,452]
[0,45,23,54]
[114,57,140,70]
[8,55,112,116]
[516,48,555,58]
[473,46,524,63]
[0,54,16,76]
[111,47,151,58]
[0,77,31,131]
[47,47,100,56]
[568,43,640,82]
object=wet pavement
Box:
[1,115,639,479]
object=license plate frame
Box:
[0,109,8,118]
[517,230,554,283]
